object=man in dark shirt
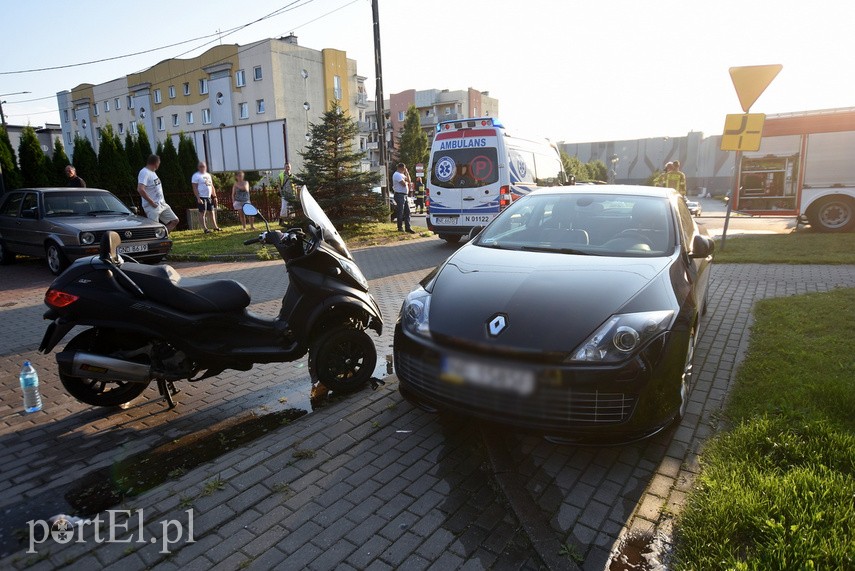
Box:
[65,165,86,188]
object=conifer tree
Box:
[298,103,383,227]
[158,136,190,213]
[72,136,100,188]
[18,126,51,187]
[51,137,71,186]
[125,132,144,173]
[137,124,153,160]
[177,132,199,191]
[395,104,429,176]
[0,126,22,191]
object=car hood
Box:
[428,245,675,354]
[47,214,160,231]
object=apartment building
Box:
[56,34,368,173]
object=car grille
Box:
[396,351,636,425]
[92,228,162,242]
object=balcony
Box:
[356,93,369,107]
[420,115,438,127]
[357,121,371,132]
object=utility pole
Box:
[371,0,389,202]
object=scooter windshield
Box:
[298,185,353,260]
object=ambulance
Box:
[426,117,566,243]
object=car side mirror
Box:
[690,234,715,258]
[468,226,484,240]
[130,206,140,215]
[21,208,37,219]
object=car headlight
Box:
[340,258,368,290]
[80,232,95,245]
[569,310,674,363]
[155,227,167,239]
[400,287,431,338]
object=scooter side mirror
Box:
[242,203,259,217]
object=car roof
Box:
[12,187,113,193]
[528,184,677,199]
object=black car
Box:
[0,188,172,274]
[394,185,714,442]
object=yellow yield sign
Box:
[729,64,782,113]
[721,113,765,151]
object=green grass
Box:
[673,288,855,569]
[167,221,430,260]
[716,233,855,264]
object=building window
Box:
[118,123,124,135]
[168,86,176,99]
[445,107,451,115]
[199,79,208,94]
[239,102,249,119]
[333,75,342,100]
[105,100,110,112]
[63,110,69,122]
[398,111,404,121]
[253,66,262,81]
[156,116,164,131]
[473,107,478,117]
[65,132,72,144]
[202,108,211,124]
[127,96,134,109]
[115,98,121,110]
[93,103,99,116]
[186,111,194,124]
[235,70,246,87]
[130,121,137,134]
[96,127,102,139]
[183,82,190,96]
[154,89,162,104]
[172,114,179,127]
[256,99,265,114]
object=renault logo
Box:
[487,313,508,337]
[124,231,133,239]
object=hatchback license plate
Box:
[441,356,535,396]
[117,243,149,254]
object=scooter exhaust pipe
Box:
[56,351,152,383]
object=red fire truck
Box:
[733,107,855,232]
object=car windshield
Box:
[474,193,675,257]
[44,191,131,217]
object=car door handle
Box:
[463,197,475,201]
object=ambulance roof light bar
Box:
[436,117,504,131]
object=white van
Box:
[426,117,566,242]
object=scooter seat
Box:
[120,262,252,313]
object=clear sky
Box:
[1,0,853,144]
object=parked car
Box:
[0,188,172,274]
[372,186,416,221]
[686,199,702,217]
[394,185,714,442]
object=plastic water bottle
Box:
[20,361,43,413]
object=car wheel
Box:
[439,234,461,244]
[0,240,16,265]
[677,327,697,422]
[808,196,855,232]
[46,241,69,275]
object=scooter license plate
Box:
[117,243,149,254]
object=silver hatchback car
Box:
[0,188,172,274]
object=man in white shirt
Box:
[137,154,179,232]
[191,161,221,233]
[392,162,414,233]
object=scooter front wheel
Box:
[308,327,377,393]
[59,329,152,407]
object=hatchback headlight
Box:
[400,287,431,338]
[155,227,167,239]
[569,310,674,363]
[80,231,95,245]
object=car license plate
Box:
[117,243,149,254]
[434,216,458,225]
[441,356,535,396]
[463,214,493,224]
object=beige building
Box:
[56,34,369,173]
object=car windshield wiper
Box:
[87,210,129,215]
[520,245,597,255]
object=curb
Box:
[480,426,579,571]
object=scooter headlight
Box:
[340,258,368,290]
[400,287,431,338]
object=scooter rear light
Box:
[45,289,79,308]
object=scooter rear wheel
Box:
[59,329,152,407]
[308,327,376,393]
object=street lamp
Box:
[0,91,32,129]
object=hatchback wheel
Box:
[46,242,69,275]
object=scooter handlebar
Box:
[243,237,262,245]
[244,230,287,246]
